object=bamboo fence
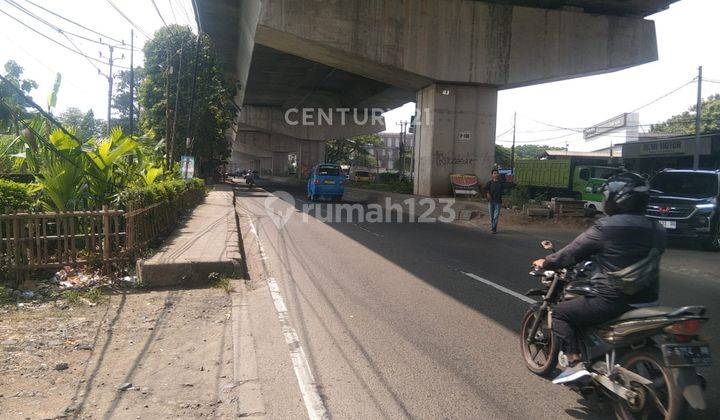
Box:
[0,187,205,284]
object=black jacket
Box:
[543,213,666,303]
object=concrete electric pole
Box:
[693,65,703,170]
[397,120,408,178]
[129,29,134,136]
[106,45,114,136]
[510,112,516,172]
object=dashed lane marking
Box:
[461,271,536,304]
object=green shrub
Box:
[117,178,205,209]
[506,186,531,208]
[376,172,400,183]
[0,179,34,211]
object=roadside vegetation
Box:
[0,24,234,293]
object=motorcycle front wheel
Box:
[520,308,558,376]
[613,349,685,420]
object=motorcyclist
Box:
[244,170,255,186]
[531,172,666,384]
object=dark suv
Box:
[646,169,720,251]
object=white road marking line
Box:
[353,223,384,238]
[247,217,328,420]
[267,277,329,420]
[461,271,536,304]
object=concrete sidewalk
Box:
[137,184,243,287]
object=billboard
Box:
[584,113,629,140]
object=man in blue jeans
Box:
[484,169,503,234]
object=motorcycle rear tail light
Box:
[665,319,702,335]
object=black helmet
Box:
[602,172,649,215]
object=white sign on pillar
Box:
[457,131,472,142]
[180,155,195,179]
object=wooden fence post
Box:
[102,205,111,274]
[13,212,22,286]
[126,202,134,256]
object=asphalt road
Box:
[234,178,720,419]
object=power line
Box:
[21,0,134,48]
[629,78,696,113]
[167,0,180,25]
[526,116,583,133]
[174,0,193,26]
[495,126,514,139]
[0,9,115,68]
[150,0,169,27]
[0,33,95,95]
[6,0,135,51]
[104,0,152,39]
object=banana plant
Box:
[84,126,138,205]
[18,120,87,211]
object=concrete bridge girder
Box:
[256,1,658,89]
[238,105,386,141]
[232,130,325,178]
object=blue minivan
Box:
[307,163,345,201]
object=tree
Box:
[495,145,511,167]
[650,94,720,135]
[325,134,381,167]
[80,110,107,139]
[495,144,566,166]
[113,66,144,135]
[0,60,38,135]
[139,25,235,167]
[58,108,106,140]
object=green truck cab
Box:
[514,160,622,212]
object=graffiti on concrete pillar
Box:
[433,151,476,168]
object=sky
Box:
[1,0,719,151]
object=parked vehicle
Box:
[646,169,720,251]
[514,160,622,211]
[307,163,345,201]
[351,170,375,182]
[520,240,710,419]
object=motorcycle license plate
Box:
[659,220,676,229]
[324,179,334,184]
[661,343,712,368]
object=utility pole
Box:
[129,29,134,136]
[510,111,516,173]
[169,47,184,168]
[164,49,172,169]
[106,45,114,136]
[397,120,407,178]
[693,65,703,170]
[186,32,202,153]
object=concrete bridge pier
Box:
[272,151,289,176]
[414,84,498,197]
[298,140,326,179]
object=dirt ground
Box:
[0,286,237,419]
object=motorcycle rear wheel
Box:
[520,308,558,376]
[613,349,685,420]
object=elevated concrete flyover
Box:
[197,0,678,195]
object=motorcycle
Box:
[520,240,711,419]
[244,173,255,187]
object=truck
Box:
[514,159,622,212]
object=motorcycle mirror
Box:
[540,240,554,250]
